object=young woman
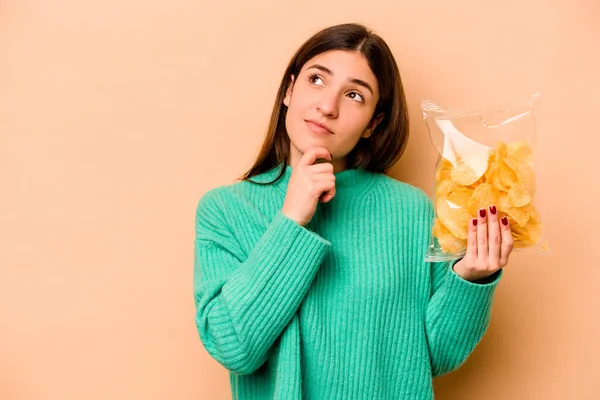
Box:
[193,23,512,399]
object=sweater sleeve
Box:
[423,199,503,377]
[193,190,331,375]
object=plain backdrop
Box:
[1,0,599,399]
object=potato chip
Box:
[507,140,533,165]
[491,166,512,192]
[518,164,537,197]
[436,197,471,240]
[499,161,519,188]
[433,217,467,253]
[499,210,536,248]
[447,187,473,209]
[484,154,512,192]
[451,155,482,186]
[508,181,533,207]
[435,178,459,200]
[497,192,510,208]
[498,193,530,227]
[496,142,508,159]
[511,216,542,248]
[508,206,530,228]
[484,152,498,181]
[467,179,484,189]
[467,183,500,216]
[435,158,453,183]
[504,159,536,193]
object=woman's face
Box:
[283,50,381,171]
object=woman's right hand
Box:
[281,147,336,226]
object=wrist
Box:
[281,209,306,227]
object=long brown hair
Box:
[240,23,409,185]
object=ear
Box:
[362,113,384,139]
[283,74,295,107]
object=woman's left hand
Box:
[453,205,514,283]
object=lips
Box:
[305,120,333,135]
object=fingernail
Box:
[479,208,487,218]
[329,151,333,159]
[501,216,509,226]
[489,205,497,215]
[472,218,478,226]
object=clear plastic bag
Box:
[421,93,551,262]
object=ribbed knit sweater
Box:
[193,162,502,399]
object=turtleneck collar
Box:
[250,162,377,199]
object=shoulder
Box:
[371,173,434,211]
[194,184,235,238]
[194,176,275,234]
[195,176,263,213]
[195,184,231,216]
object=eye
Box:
[348,91,365,103]
[308,73,325,86]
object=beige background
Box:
[1,0,598,399]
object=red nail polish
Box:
[501,216,509,226]
[479,208,486,218]
[490,205,497,215]
[472,218,478,226]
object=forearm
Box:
[425,262,502,376]
[195,210,331,375]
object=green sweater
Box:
[193,163,502,399]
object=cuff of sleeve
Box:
[273,210,332,247]
[449,259,503,287]
[442,264,502,317]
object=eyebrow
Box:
[306,64,374,96]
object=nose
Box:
[316,91,339,118]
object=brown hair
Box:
[240,23,409,185]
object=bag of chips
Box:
[421,93,551,262]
